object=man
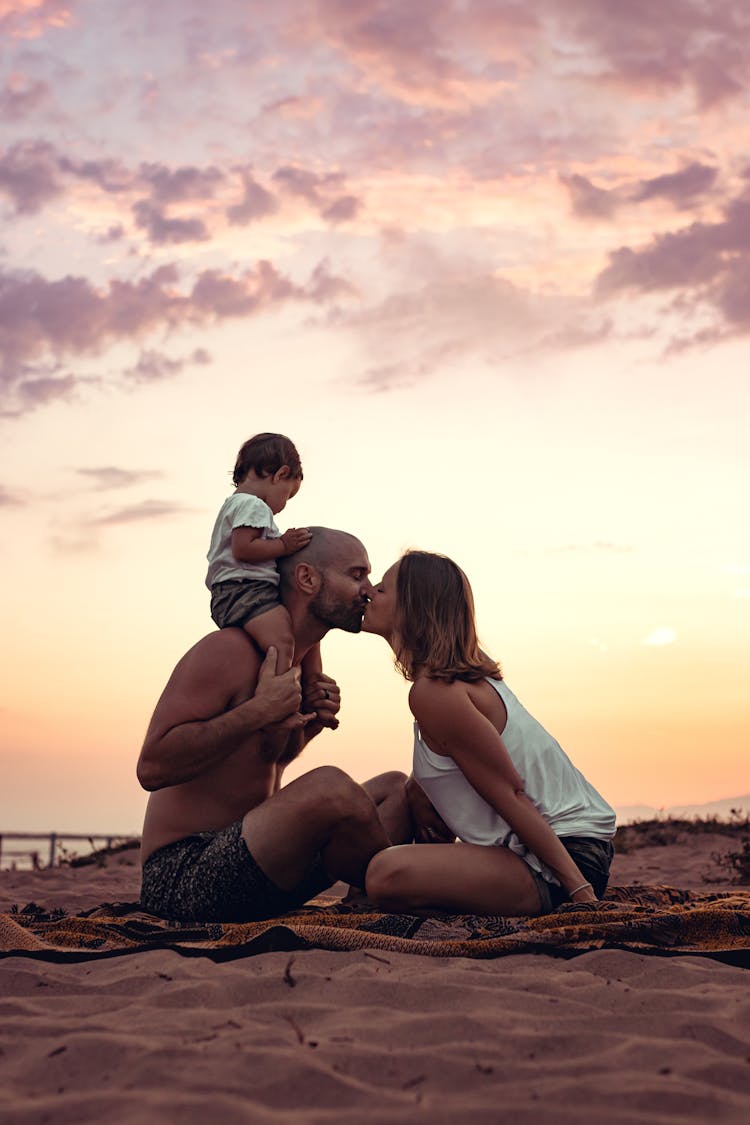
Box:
[138,528,409,922]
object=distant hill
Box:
[615,794,750,825]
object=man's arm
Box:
[262,672,343,787]
[137,636,301,792]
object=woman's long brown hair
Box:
[394,550,501,683]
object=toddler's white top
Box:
[206,493,280,588]
[412,677,616,886]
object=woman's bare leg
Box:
[365,841,543,916]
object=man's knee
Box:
[362,770,408,804]
[375,770,408,794]
[376,770,408,786]
[302,765,375,821]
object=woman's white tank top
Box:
[412,677,616,885]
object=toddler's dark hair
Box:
[233,433,303,486]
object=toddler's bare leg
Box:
[243,605,294,673]
[301,642,323,680]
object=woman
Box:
[362,551,616,915]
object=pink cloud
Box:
[0,140,358,242]
[60,155,133,194]
[0,138,61,212]
[132,200,210,245]
[561,173,619,220]
[595,187,750,331]
[0,144,225,218]
[631,162,719,207]
[0,260,354,414]
[88,499,190,526]
[139,162,225,204]
[555,0,750,109]
[296,0,750,115]
[226,168,277,225]
[272,164,344,203]
[123,347,211,383]
[272,164,363,223]
[562,162,720,221]
[332,260,607,391]
[262,95,324,121]
[0,1,74,41]
[321,194,360,223]
[0,73,50,119]
[75,466,163,490]
[0,483,24,505]
[307,0,528,108]
[10,372,77,413]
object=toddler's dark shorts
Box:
[210,579,280,629]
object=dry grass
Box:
[614,812,750,853]
[614,812,750,884]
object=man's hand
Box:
[406,775,455,844]
[255,647,303,724]
[280,527,313,555]
[259,709,318,763]
[257,648,319,762]
[302,672,341,731]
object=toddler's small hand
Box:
[281,528,313,554]
[303,674,341,730]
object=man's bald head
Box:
[278,527,372,634]
[277,527,366,589]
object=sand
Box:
[1,833,749,1124]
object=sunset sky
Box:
[1,0,748,836]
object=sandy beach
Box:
[1,829,749,1124]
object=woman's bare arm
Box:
[409,679,597,901]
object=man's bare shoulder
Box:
[183,627,259,659]
[171,628,262,691]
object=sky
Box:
[1,0,748,836]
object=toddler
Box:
[206,432,319,676]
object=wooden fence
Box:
[0,832,137,869]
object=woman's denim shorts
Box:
[532,835,615,914]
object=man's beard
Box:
[310,578,367,634]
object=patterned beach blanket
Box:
[1,885,749,965]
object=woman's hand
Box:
[568,882,598,904]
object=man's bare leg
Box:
[333,771,411,903]
[242,766,389,892]
[361,771,411,845]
